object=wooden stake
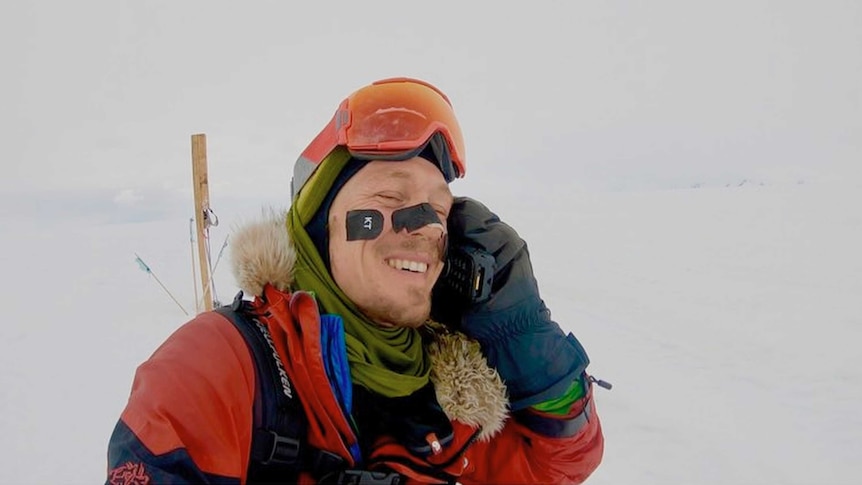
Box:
[191,133,213,312]
[189,218,200,314]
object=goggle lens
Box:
[293,78,466,200]
[340,78,466,179]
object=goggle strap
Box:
[291,154,318,201]
[292,115,341,200]
[427,133,457,182]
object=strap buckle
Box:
[334,469,404,485]
[262,430,301,465]
[311,449,347,476]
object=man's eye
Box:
[430,203,450,219]
[376,193,403,203]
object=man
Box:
[107,77,604,484]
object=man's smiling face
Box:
[328,156,453,328]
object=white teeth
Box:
[387,259,428,273]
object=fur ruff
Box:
[230,209,295,295]
[230,212,509,441]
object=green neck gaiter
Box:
[286,148,429,398]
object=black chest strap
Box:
[218,292,416,484]
[217,292,315,482]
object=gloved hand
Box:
[433,197,590,411]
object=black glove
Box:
[432,197,590,411]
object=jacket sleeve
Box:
[467,382,604,484]
[106,312,256,485]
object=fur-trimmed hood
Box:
[230,212,508,441]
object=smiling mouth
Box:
[387,258,429,274]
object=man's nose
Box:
[407,220,447,260]
[409,220,446,241]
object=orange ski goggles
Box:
[296,77,466,191]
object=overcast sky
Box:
[2,0,860,222]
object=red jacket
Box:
[107,217,603,484]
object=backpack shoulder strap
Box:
[216,291,308,483]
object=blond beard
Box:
[358,285,432,328]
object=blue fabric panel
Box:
[319,313,361,462]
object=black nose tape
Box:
[392,203,443,233]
